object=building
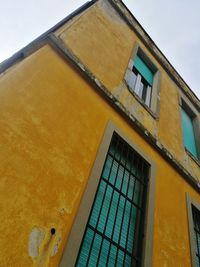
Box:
[0,0,200,266]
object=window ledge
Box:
[185,148,200,168]
[126,83,159,120]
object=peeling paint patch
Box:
[94,78,102,88]
[59,207,72,215]
[112,82,125,99]
[51,236,61,257]
[78,62,85,71]
[28,227,45,259]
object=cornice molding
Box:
[48,33,200,193]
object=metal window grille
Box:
[75,133,149,267]
[192,205,200,266]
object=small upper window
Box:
[129,55,154,107]
[125,45,160,117]
[181,100,200,161]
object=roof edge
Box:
[0,1,96,74]
[108,0,200,108]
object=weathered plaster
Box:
[48,33,200,187]
[28,227,45,259]
[0,0,199,179]
[0,40,199,267]
[0,1,199,266]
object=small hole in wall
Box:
[51,228,56,235]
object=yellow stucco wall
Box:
[57,0,200,181]
[0,42,200,266]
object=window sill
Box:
[126,83,158,120]
[185,148,200,168]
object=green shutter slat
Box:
[76,228,94,266]
[108,245,117,266]
[181,108,198,158]
[89,234,102,266]
[134,55,153,86]
[98,239,110,266]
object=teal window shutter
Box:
[75,134,149,266]
[134,55,154,86]
[181,108,198,158]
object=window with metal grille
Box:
[75,133,149,266]
[192,205,200,266]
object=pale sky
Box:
[0,0,200,99]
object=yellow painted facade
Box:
[57,0,200,180]
[0,0,200,266]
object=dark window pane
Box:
[192,206,200,266]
